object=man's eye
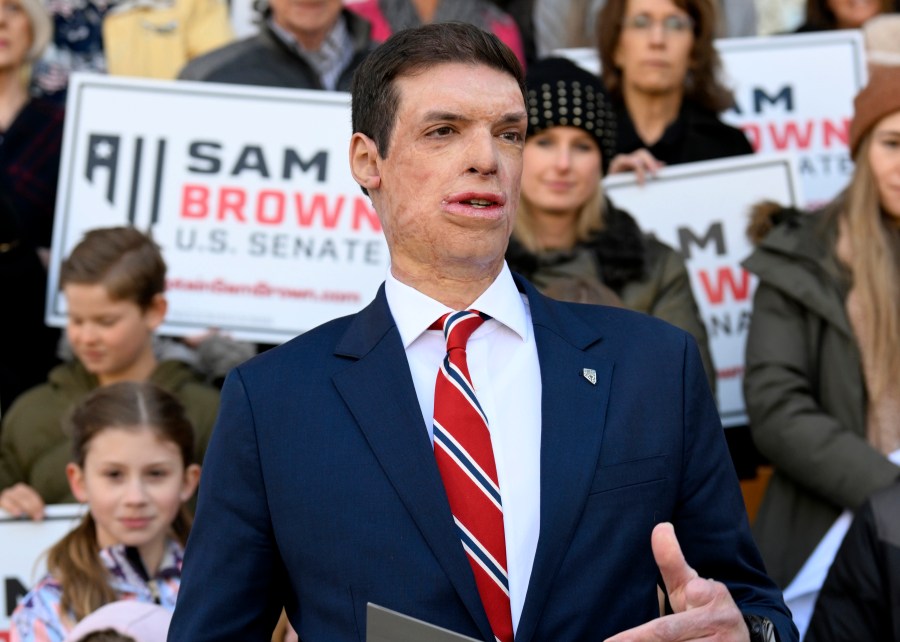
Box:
[501,131,524,143]
[428,126,454,137]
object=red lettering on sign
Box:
[181,185,209,219]
[739,118,850,152]
[698,267,751,304]
[295,193,344,228]
[217,188,247,222]
[823,117,849,148]
[257,190,285,225]
[770,120,815,150]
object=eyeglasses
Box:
[622,13,694,35]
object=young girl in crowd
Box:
[10,381,200,642]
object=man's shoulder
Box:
[233,312,362,382]
[178,33,278,82]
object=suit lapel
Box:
[331,287,495,641]
[513,280,613,642]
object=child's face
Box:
[67,427,200,561]
[64,284,166,385]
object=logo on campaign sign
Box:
[49,76,390,343]
[85,134,169,227]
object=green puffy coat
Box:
[0,359,220,504]
[742,201,900,588]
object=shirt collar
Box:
[267,13,351,88]
[385,262,530,348]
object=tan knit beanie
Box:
[863,15,900,66]
[849,64,900,159]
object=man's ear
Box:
[67,463,88,503]
[349,132,382,192]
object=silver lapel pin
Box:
[582,368,597,385]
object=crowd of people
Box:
[1,0,900,640]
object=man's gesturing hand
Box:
[604,522,751,642]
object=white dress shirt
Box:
[384,264,542,634]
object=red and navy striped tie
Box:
[432,310,513,642]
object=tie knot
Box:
[436,310,489,352]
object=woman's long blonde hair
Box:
[841,133,900,398]
[46,383,195,623]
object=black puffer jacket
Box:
[806,481,900,642]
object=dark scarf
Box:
[506,198,647,294]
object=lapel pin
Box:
[582,368,597,385]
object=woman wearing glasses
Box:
[596,0,753,178]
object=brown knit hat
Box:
[849,64,900,159]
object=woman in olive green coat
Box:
[743,65,900,589]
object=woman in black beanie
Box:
[506,56,715,391]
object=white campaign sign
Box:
[49,75,389,344]
[560,30,866,210]
[717,31,866,209]
[0,505,85,641]
[604,154,803,427]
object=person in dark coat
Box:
[0,0,63,413]
[595,0,752,178]
[805,481,900,642]
[178,0,375,91]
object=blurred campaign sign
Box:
[718,30,866,209]
[603,153,803,427]
[560,30,866,210]
[0,505,85,641]
[49,74,388,344]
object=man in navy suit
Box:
[169,22,795,642]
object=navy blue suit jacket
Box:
[169,276,795,641]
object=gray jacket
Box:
[178,9,374,90]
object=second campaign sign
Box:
[49,75,389,343]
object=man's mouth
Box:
[463,198,496,208]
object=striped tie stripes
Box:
[432,310,513,642]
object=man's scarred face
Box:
[358,62,527,283]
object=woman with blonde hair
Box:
[506,56,715,390]
[743,64,900,598]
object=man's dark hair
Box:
[351,21,525,159]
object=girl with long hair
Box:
[10,381,201,642]
[743,64,900,620]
